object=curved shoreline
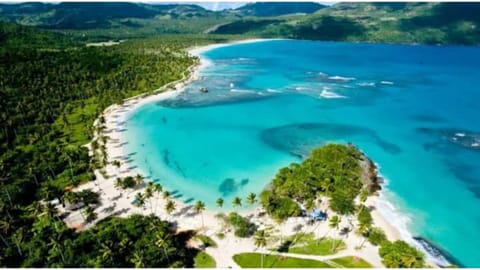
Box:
[66,38,439,268]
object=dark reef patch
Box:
[261,122,402,158]
[445,160,480,198]
[240,178,249,187]
[411,114,446,123]
[218,178,238,196]
[417,127,480,152]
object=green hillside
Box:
[233,2,326,17]
[215,2,480,45]
[0,2,236,40]
[2,2,480,45]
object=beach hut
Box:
[309,209,327,221]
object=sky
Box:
[0,1,336,11]
[157,1,336,11]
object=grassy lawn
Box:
[233,253,332,268]
[277,233,346,256]
[331,256,373,268]
[194,251,216,268]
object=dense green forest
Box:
[260,144,372,220]
[214,2,480,45]
[0,21,237,266]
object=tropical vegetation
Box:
[379,240,425,268]
[228,212,257,238]
[0,20,236,267]
[260,144,371,221]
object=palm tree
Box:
[356,223,370,249]
[133,192,145,208]
[305,198,315,212]
[162,190,171,200]
[100,242,114,264]
[155,232,173,262]
[44,202,60,221]
[26,201,44,220]
[254,230,269,268]
[12,228,24,256]
[114,177,123,189]
[48,234,65,264]
[359,188,369,205]
[328,215,342,253]
[0,218,11,248]
[357,188,369,217]
[275,218,287,244]
[194,200,206,228]
[246,192,257,205]
[84,205,97,223]
[232,197,242,209]
[145,183,154,213]
[100,135,107,145]
[134,174,144,186]
[130,251,145,268]
[216,197,224,208]
[165,200,176,219]
[153,183,163,213]
[329,215,341,231]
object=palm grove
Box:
[0,22,232,266]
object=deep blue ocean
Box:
[125,40,480,266]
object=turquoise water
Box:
[125,40,480,266]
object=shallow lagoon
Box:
[125,40,480,266]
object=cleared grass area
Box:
[331,256,373,268]
[233,253,332,268]
[276,233,346,256]
[194,251,216,268]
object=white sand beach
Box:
[60,39,407,268]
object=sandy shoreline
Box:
[61,38,416,268]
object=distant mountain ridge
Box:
[0,2,213,29]
[1,2,480,45]
[232,2,326,17]
[215,2,480,45]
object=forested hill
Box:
[232,2,326,17]
[215,3,480,45]
[0,2,216,29]
[1,2,480,45]
[0,21,76,47]
[215,2,480,45]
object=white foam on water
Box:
[230,83,235,88]
[320,88,347,99]
[266,88,282,93]
[230,89,255,94]
[318,72,328,77]
[328,75,356,82]
[455,132,466,137]
[376,168,452,267]
[357,82,376,87]
[380,80,394,85]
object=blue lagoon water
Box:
[125,40,480,266]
